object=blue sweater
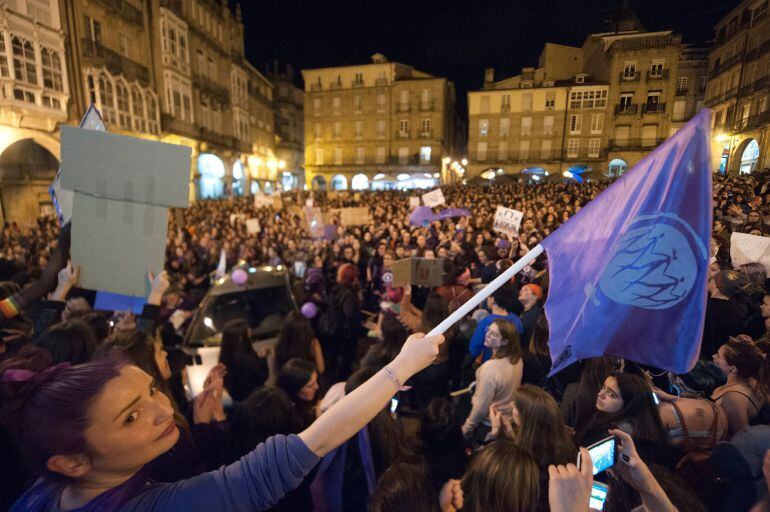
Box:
[468,313,524,362]
[12,434,319,512]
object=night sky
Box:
[240,0,737,113]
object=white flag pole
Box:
[426,244,545,337]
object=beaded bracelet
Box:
[383,365,410,391]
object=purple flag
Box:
[542,109,712,375]
[409,206,435,227]
[436,207,471,220]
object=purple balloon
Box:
[301,302,318,319]
[232,268,248,285]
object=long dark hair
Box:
[36,320,97,365]
[378,314,408,363]
[276,357,315,402]
[512,385,576,468]
[580,372,667,449]
[369,463,440,512]
[219,319,255,367]
[491,319,521,364]
[528,315,550,357]
[571,356,621,430]
[722,339,770,397]
[420,293,449,333]
[275,311,316,370]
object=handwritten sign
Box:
[245,218,261,234]
[493,206,523,236]
[340,207,371,226]
[409,197,420,209]
[254,194,273,208]
[731,232,770,276]
[421,188,445,208]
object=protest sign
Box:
[61,126,191,297]
[254,194,273,208]
[731,232,770,276]
[340,207,371,226]
[272,197,284,210]
[493,206,523,237]
[391,258,444,287]
[304,206,325,238]
[409,197,420,209]
[306,198,314,207]
[422,188,445,208]
[246,218,261,234]
[229,213,246,225]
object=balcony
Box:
[730,110,770,132]
[419,99,435,111]
[609,138,667,150]
[93,0,143,26]
[709,54,743,79]
[646,69,670,81]
[161,113,198,139]
[81,39,149,84]
[309,83,322,91]
[619,71,640,82]
[746,39,770,62]
[675,88,688,96]
[160,0,183,16]
[375,77,388,87]
[192,73,230,106]
[396,130,410,139]
[642,102,666,114]
[199,127,233,148]
[397,103,410,112]
[615,103,638,115]
[329,81,343,90]
[351,80,364,88]
[500,103,511,112]
[420,130,433,139]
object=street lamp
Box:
[461,158,468,166]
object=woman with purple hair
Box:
[1,332,444,511]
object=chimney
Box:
[484,68,495,84]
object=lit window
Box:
[12,36,36,85]
[41,48,63,91]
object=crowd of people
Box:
[1,172,770,511]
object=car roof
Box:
[207,265,291,296]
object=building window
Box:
[131,86,146,132]
[333,121,341,139]
[421,118,432,136]
[619,92,634,109]
[12,36,36,85]
[590,113,603,134]
[208,57,215,79]
[699,76,707,93]
[642,124,658,146]
[421,88,431,109]
[315,148,324,165]
[499,118,509,137]
[356,147,365,164]
[354,72,363,85]
[676,77,688,93]
[376,119,385,138]
[543,115,554,136]
[85,16,102,45]
[116,82,131,129]
[521,116,532,136]
[498,141,508,160]
[541,139,552,157]
[567,139,579,158]
[377,93,386,112]
[332,96,341,115]
[14,87,35,103]
[41,48,62,91]
[0,33,9,78]
[570,91,582,109]
[477,141,487,161]
[354,120,363,139]
[399,119,409,138]
[650,59,665,77]
[420,146,431,163]
[398,146,409,164]
[501,94,511,112]
[521,93,533,111]
[146,92,158,134]
[334,147,343,165]
[519,140,530,160]
[42,94,61,109]
[588,138,601,157]
[479,118,489,137]
[545,91,555,109]
[313,98,321,115]
[622,61,637,79]
[376,146,386,163]
[569,114,582,134]
[479,95,490,114]
[98,74,115,124]
[354,95,362,112]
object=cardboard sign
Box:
[61,127,191,297]
[731,232,770,276]
[272,197,284,210]
[422,188,445,208]
[246,218,261,234]
[305,206,325,238]
[409,197,420,209]
[229,213,246,225]
[254,194,273,208]
[391,257,444,287]
[340,207,371,226]
[493,206,524,236]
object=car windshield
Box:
[188,286,294,346]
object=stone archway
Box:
[0,138,60,223]
[311,175,327,191]
[731,138,760,175]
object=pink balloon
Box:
[301,302,318,319]
[232,268,248,285]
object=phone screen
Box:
[390,398,398,414]
[652,392,660,405]
[585,437,616,475]
[589,482,608,510]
